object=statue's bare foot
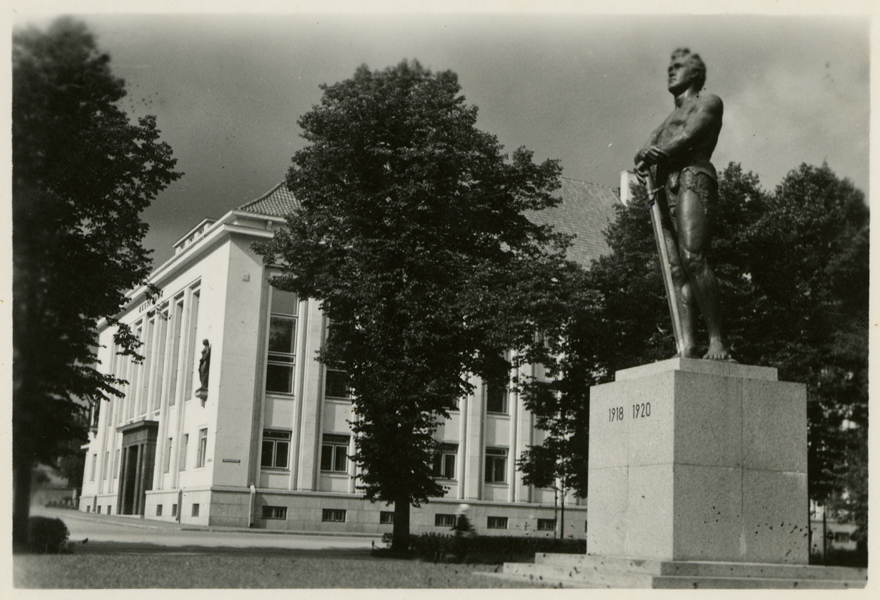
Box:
[703,340,733,361]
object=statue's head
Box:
[668,47,706,93]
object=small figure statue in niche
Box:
[197,339,211,404]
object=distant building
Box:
[79,178,621,536]
[809,502,860,558]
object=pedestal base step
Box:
[484,554,867,589]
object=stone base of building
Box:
[587,358,808,564]
[79,488,586,537]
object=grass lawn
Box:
[14,551,552,589]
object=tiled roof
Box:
[238,182,302,216]
[527,177,622,266]
[240,177,621,267]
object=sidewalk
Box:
[34,506,383,539]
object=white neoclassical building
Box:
[79,177,621,537]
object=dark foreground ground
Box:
[14,552,550,588]
[14,507,550,589]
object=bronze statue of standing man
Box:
[634,48,731,360]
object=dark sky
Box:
[12,5,871,268]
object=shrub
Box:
[407,533,585,562]
[27,517,69,554]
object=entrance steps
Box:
[483,553,867,589]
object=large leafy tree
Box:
[12,18,181,549]
[584,163,868,551]
[256,60,570,550]
[745,164,868,554]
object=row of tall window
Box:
[264,289,509,412]
[162,428,208,474]
[110,285,202,426]
[258,429,510,483]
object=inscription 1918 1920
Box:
[608,403,652,422]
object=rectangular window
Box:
[156,505,163,517]
[107,506,112,515]
[163,437,173,473]
[322,508,346,523]
[151,313,168,411]
[105,397,113,430]
[192,504,200,517]
[435,514,456,527]
[90,454,97,481]
[262,506,288,520]
[184,289,200,399]
[320,434,349,472]
[179,434,189,471]
[97,506,101,514]
[113,448,120,479]
[485,447,508,483]
[120,355,132,420]
[196,428,208,468]
[171,504,177,517]
[167,298,185,406]
[486,381,508,414]
[128,323,144,419]
[835,532,851,543]
[325,369,351,399]
[139,318,155,415]
[266,290,298,394]
[102,451,110,480]
[86,506,91,513]
[261,429,291,469]
[537,518,556,532]
[380,511,395,525]
[432,444,457,480]
[488,516,508,529]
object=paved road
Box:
[33,506,380,555]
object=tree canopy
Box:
[256,60,573,549]
[12,18,181,549]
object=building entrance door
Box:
[120,445,139,514]
[116,420,158,516]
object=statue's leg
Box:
[675,170,730,360]
[660,203,699,358]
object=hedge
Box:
[405,532,585,560]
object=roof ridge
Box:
[560,176,615,192]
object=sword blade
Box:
[645,172,685,356]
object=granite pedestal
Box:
[488,358,866,587]
[587,358,808,564]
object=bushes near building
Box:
[380,532,585,563]
[27,517,69,554]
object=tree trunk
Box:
[391,495,411,553]
[13,450,34,552]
